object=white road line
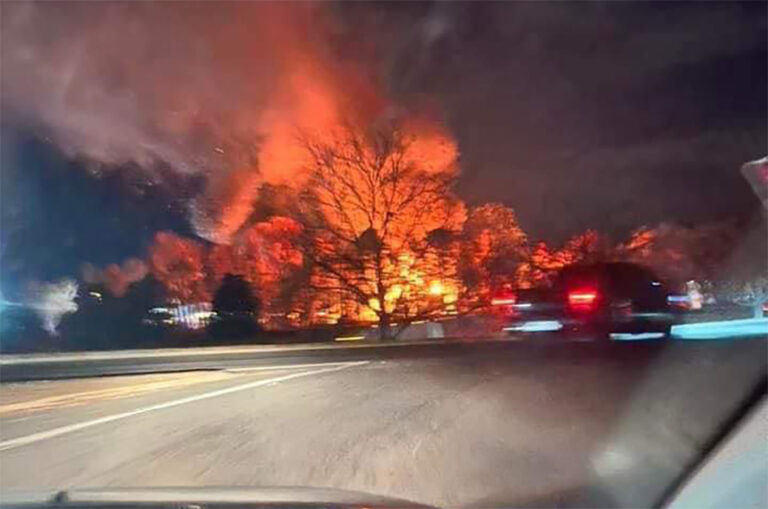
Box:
[0,361,368,453]
[225,361,364,373]
[0,340,452,366]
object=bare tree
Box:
[298,121,463,339]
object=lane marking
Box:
[0,372,234,416]
[224,361,368,373]
[0,339,457,365]
[0,361,368,453]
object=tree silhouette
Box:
[213,274,260,314]
[209,274,260,340]
[298,120,464,339]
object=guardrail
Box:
[1,318,764,382]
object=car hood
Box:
[0,486,434,508]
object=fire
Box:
[2,2,418,245]
[148,232,209,303]
[5,2,468,328]
[429,280,444,296]
[145,217,304,325]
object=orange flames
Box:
[189,3,395,243]
[144,217,304,324]
[2,2,459,246]
[7,2,469,326]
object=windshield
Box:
[1,2,766,508]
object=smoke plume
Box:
[25,278,79,335]
[1,2,456,244]
[81,258,148,297]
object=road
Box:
[0,340,479,382]
[0,338,765,508]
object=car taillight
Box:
[568,288,598,312]
[491,290,516,306]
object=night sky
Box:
[372,1,767,239]
[1,1,766,293]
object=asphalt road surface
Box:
[0,341,484,382]
[0,338,766,508]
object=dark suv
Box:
[502,262,674,339]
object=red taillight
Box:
[491,290,516,306]
[568,289,598,312]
